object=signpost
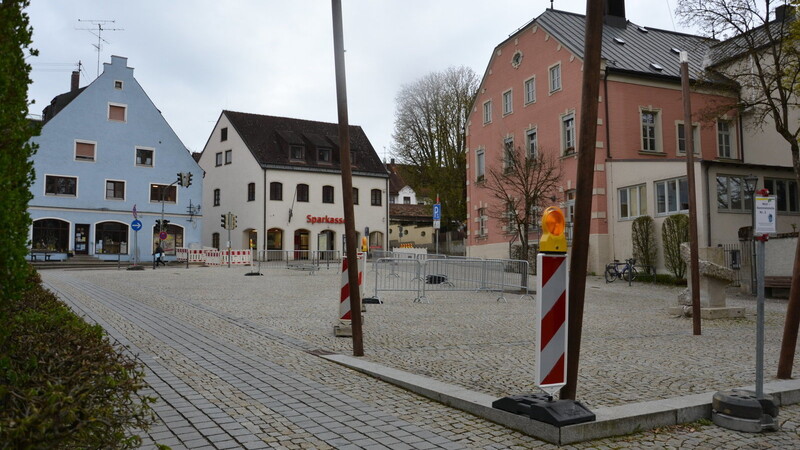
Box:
[433,202,441,254]
[131,217,142,267]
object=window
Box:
[105,180,125,200]
[221,127,228,141]
[95,222,128,254]
[478,207,488,236]
[318,147,332,163]
[213,188,220,206]
[297,184,309,202]
[108,103,126,122]
[212,232,220,250]
[717,175,752,212]
[655,177,689,215]
[765,178,800,213]
[247,182,256,202]
[136,147,154,167]
[502,89,513,115]
[215,152,223,166]
[322,185,334,203]
[619,184,647,219]
[641,109,660,152]
[114,80,123,90]
[224,149,232,165]
[270,182,283,201]
[353,187,359,205]
[45,175,77,196]
[718,119,733,158]
[483,100,492,124]
[677,123,700,154]
[290,145,305,160]
[476,149,485,182]
[565,190,576,223]
[403,196,411,204]
[562,113,576,154]
[75,140,96,161]
[524,77,536,104]
[151,184,177,203]
[549,63,561,92]
[526,129,538,158]
[504,138,514,172]
[32,219,69,252]
[371,188,382,206]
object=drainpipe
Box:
[704,160,712,246]
[263,168,267,252]
[603,69,611,159]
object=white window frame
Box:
[224,149,232,165]
[717,119,735,158]
[640,108,662,153]
[104,179,126,201]
[135,146,155,167]
[483,100,492,124]
[478,207,488,236]
[114,80,123,90]
[676,122,700,155]
[561,112,576,155]
[524,76,536,104]
[213,188,220,206]
[618,184,647,219]
[108,102,127,122]
[549,63,562,93]
[476,148,485,182]
[716,174,752,212]
[655,177,689,215]
[526,128,538,158]
[74,139,97,162]
[502,89,513,115]
[44,174,78,197]
[503,138,514,171]
[215,152,223,167]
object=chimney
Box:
[775,4,794,22]
[604,0,627,28]
[390,158,395,165]
[71,71,80,92]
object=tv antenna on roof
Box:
[77,19,124,78]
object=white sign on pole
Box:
[754,196,777,235]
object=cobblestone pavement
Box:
[40,266,800,448]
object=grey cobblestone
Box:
[40,267,800,448]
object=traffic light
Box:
[162,219,170,228]
[220,214,228,229]
[539,206,567,253]
[230,214,237,230]
[185,172,193,187]
[177,172,184,186]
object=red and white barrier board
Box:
[204,249,222,266]
[223,249,252,265]
[176,248,206,262]
[339,252,365,324]
[535,253,568,394]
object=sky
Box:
[26,1,691,160]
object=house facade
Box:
[465,3,796,274]
[29,56,203,262]
[198,111,389,255]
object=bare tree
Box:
[676,0,800,377]
[481,144,562,266]
[391,66,479,229]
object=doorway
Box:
[74,223,89,254]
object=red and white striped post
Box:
[536,253,568,394]
[335,252,365,337]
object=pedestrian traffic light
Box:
[221,214,228,229]
[539,206,567,253]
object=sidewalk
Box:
[40,267,800,448]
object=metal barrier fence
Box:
[368,257,533,303]
[254,250,340,269]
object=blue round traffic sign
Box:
[131,219,143,231]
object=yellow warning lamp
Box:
[361,236,368,252]
[539,206,567,253]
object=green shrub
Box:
[0,272,156,448]
[662,214,689,280]
[631,215,657,269]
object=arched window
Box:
[297,184,309,202]
[152,223,184,255]
[322,185,334,203]
[32,219,69,252]
[270,182,283,201]
[95,221,129,254]
[212,232,220,250]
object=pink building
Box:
[465,3,796,274]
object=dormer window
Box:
[290,145,305,160]
[318,147,332,163]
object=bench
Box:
[287,263,320,275]
[30,251,52,262]
[765,276,792,298]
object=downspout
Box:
[604,69,611,159]
[263,167,267,252]
[704,160,712,246]
[385,177,390,251]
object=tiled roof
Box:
[41,87,86,124]
[389,203,433,221]
[525,9,718,81]
[223,110,388,177]
[386,162,408,194]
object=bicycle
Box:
[604,258,638,283]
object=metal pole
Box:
[561,0,604,401]
[332,0,364,356]
[756,237,766,398]
[227,217,231,269]
[680,53,702,336]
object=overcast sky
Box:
[26,1,690,160]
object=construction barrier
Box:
[176,248,206,263]
[335,252,365,337]
[223,249,252,265]
[204,249,222,266]
[535,253,568,394]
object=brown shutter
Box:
[109,105,126,121]
[76,142,95,159]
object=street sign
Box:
[132,204,138,219]
[755,195,777,235]
[159,231,168,240]
[433,219,441,230]
[131,219,142,231]
[433,203,441,220]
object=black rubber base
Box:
[492,393,595,426]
